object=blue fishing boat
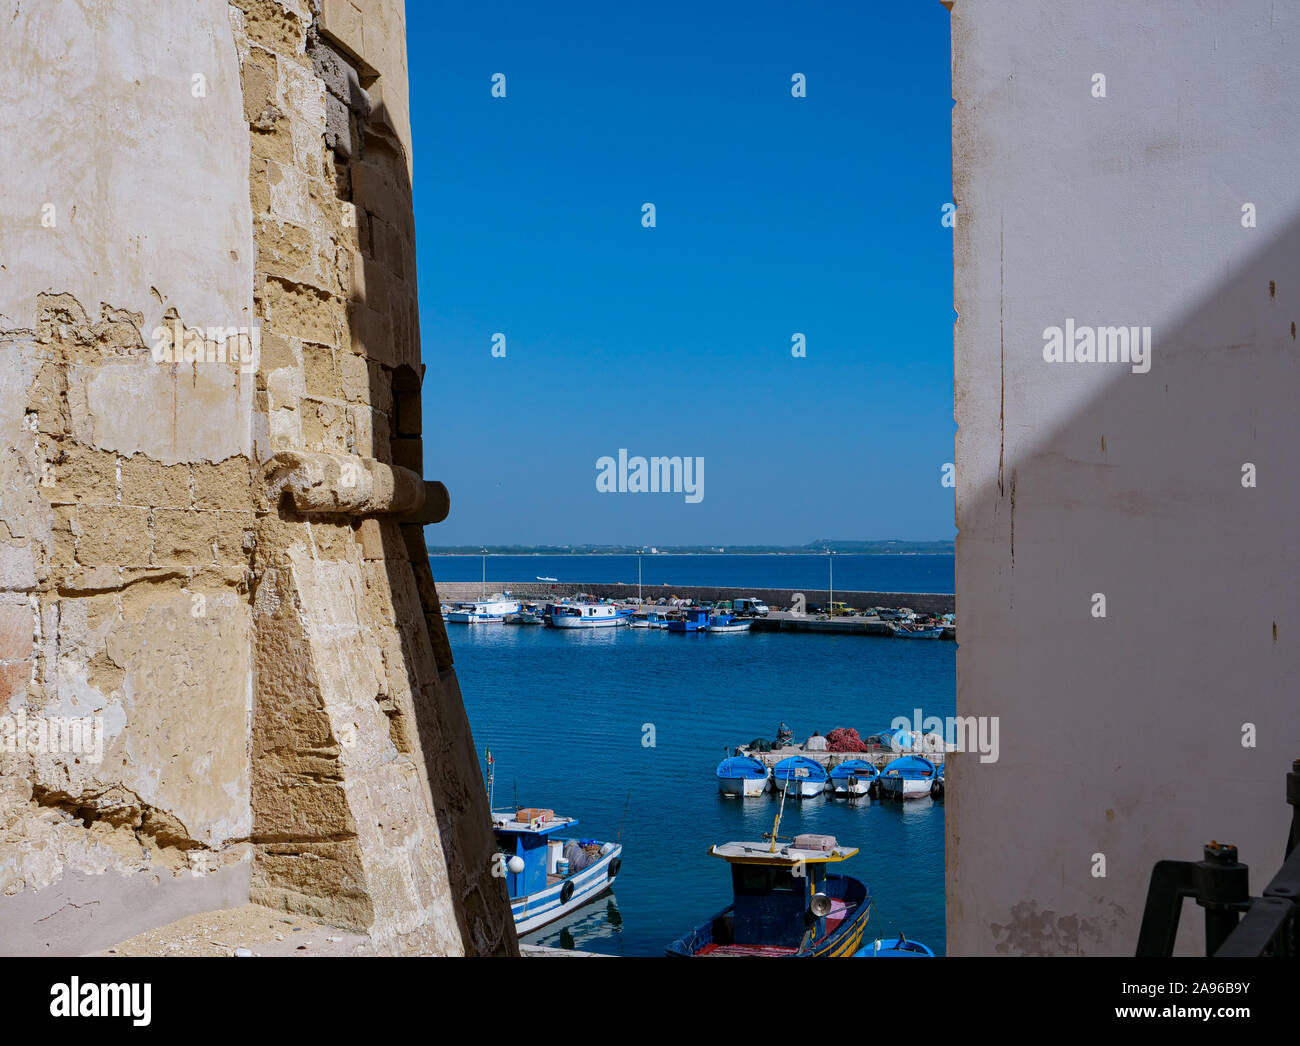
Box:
[772,755,828,798]
[879,754,937,800]
[891,623,945,639]
[665,830,872,957]
[716,754,770,797]
[705,612,752,633]
[666,607,710,633]
[828,759,878,798]
[492,807,623,935]
[856,934,935,957]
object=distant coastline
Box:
[425,540,954,556]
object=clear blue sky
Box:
[407,1,955,546]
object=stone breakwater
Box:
[436,581,955,617]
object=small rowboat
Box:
[856,935,935,957]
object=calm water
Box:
[452,622,954,956]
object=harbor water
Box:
[452,611,954,956]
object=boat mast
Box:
[481,548,486,600]
[828,548,833,614]
[769,769,791,853]
[638,551,642,604]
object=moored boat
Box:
[665,834,871,957]
[856,934,935,957]
[772,755,828,798]
[879,754,937,799]
[716,754,770,797]
[492,807,623,935]
[445,596,521,623]
[891,623,945,639]
[666,607,710,633]
[828,759,878,797]
[628,611,672,629]
[546,602,630,628]
[705,612,753,633]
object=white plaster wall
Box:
[0,0,255,463]
[949,0,1300,954]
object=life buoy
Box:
[560,880,574,904]
[608,856,622,879]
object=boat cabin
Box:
[666,837,870,956]
[492,809,577,900]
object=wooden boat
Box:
[828,759,878,797]
[772,755,828,798]
[492,808,623,935]
[666,607,710,633]
[445,597,520,623]
[705,612,753,633]
[891,623,945,639]
[665,833,871,957]
[716,754,770,797]
[628,611,671,629]
[545,602,629,628]
[856,934,935,957]
[879,755,937,799]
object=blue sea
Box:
[430,552,954,594]
[451,616,954,956]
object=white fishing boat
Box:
[716,755,771,797]
[445,597,521,623]
[493,808,622,935]
[878,755,937,800]
[546,602,631,628]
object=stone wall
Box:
[0,0,513,956]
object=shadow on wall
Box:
[951,190,1300,955]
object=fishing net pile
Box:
[563,839,605,872]
[826,727,869,752]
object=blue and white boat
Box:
[445,596,521,623]
[828,759,878,797]
[772,755,828,798]
[666,607,711,633]
[492,807,623,935]
[546,602,629,628]
[628,611,672,629]
[705,612,753,633]
[716,755,771,797]
[879,755,937,800]
[856,934,935,957]
[891,623,945,639]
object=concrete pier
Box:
[435,580,955,617]
[732,744,947,771]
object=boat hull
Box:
[773,777,825,798]
[879,776,932,799]
[666,874,871,957]
[511,843,623,936]
[831,779,873,797]
[548,615,628,629]
[718,775,769,797]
